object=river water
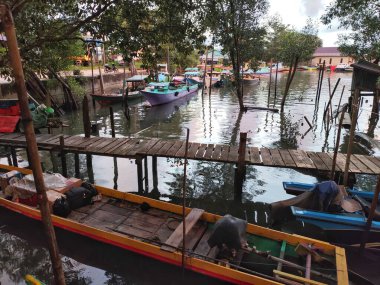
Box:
[1,70,378,284]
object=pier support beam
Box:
[152,156,158,191]
[74,153,80,178]
[60,135,67,177]
[144,156,149,192]
[86,154,94,184]
[234,132,247,201]
[10,147,18,167]
[136,156,144,193]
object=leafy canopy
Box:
[321,0,380,62]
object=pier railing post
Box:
[234,132,247,200]
[10,147,18,167]
[152,156,158,191]
[136,156,144,193]
[110,106,115,138]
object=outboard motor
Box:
[208,214,247,259]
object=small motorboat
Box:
[272,181,380,245]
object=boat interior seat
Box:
[353,195,380,221]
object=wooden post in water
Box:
[144,157,149,192]
[268,62,272,104]
[0,5,66,284]
[109,106,115,138]
[317,61,325,103]
[152,156,158,191]
[136,156,144,193]
[273,61,279,106]
[83,96,91,138]
[343,89,360,186]
[208,44,215,96]
[201,49,208,95]
[74,153,80,178]
[59,135,67,177]
[330,105,347,180]
[360,175,380,251]
[90,50,96,108]
[234,132,247,200]
[10,147,17,167]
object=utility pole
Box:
[0,5,66,284]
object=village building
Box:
[199,50,228,65]
[311,47,355,66]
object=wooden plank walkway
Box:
[0,133,379,175]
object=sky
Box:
[268,0,349,47]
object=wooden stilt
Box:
[152,156,158,191]
[273,61,279,107]
[74,153,80,178]
[331,105,347,180]
[0,5,66,284]
[343,89,359,186]
[110,106,115,138]
[113,156,118,190]
[83,96,91,138]
[50,150,58,173]
[234,132,247,200]
[144,156,149,192]
[208,43,215,95]
[86,154,94,184]
[10,147,18,167]
[201,49,208,96]
[136,156,144,193]
[59,135,67,177]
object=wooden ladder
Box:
[161,208,204,252]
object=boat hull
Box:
[91,94,124,105]
[141,85,198,106]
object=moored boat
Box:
[140,82,198,106]
[273,181,380,244]
[335,63,353,72]
[255,67,270,75]
[0,164,348,285]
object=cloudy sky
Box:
[268,0,349,47]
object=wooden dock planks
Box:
[0,133,380,174]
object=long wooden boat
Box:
[0,164,348,285]
[140,82,198,106]
[278,181,380,244]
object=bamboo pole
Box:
[234,132,247,201]
[343,89,360,186]
[268,62,272,104]
[109,106,115,138]
[182,128,190,270]
[0,5,66,284]
[273,61,279,106]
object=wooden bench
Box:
[161,208,204,252]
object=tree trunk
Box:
[48,68,79,110]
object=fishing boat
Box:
[273,181,380,244]
[335,63,353,72]
[91,75,147,105]
[0,164,348,285]
[140,82,198,106]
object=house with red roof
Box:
[311,47,355,66]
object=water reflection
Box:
[3,71,380,283]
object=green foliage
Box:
[321,0,380,62]
[277,19,322,65]
[66,77,86,98]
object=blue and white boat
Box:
[140,82,198,106]
[276,181,380,244]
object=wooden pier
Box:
[1,133,380,175]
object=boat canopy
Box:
[243,69,254,74]
[148,82,169,87]
[185,67,198,71]
[125,75,148,82]
[221,70,231,74]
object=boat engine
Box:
[208,214,247,259]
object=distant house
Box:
[199,50,228,65]
[311,47,355,66]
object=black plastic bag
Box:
[66,187,93,210]
[53,197,71,217]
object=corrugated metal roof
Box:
[352,60,380,75]
[313,47,341,57]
